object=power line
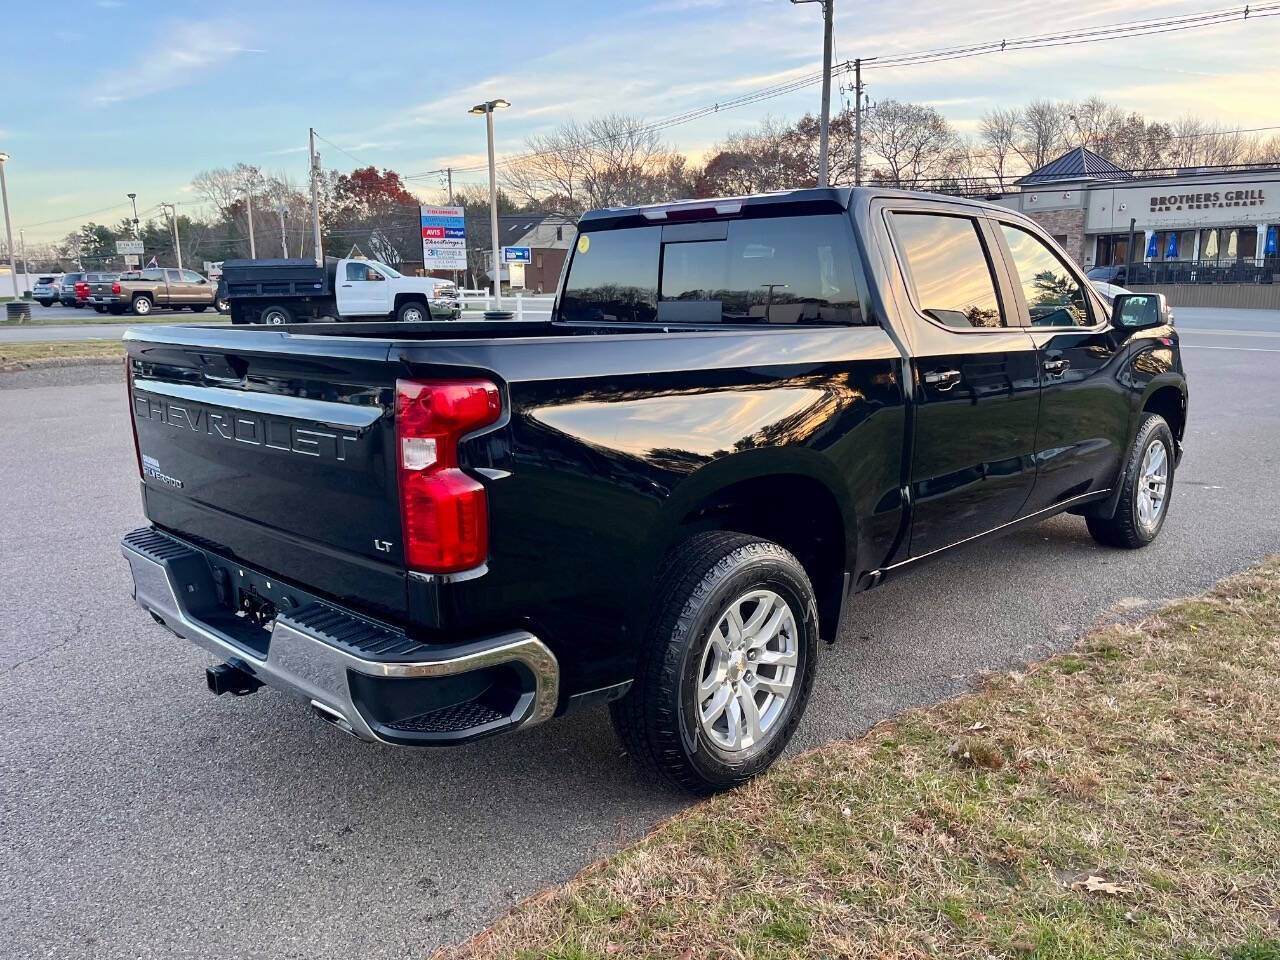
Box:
[405,1,1280,182]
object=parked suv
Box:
[58,272,85,307]
[33,275,61,306]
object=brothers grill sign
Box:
[1149,189,1266,213]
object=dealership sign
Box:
[116,239,144,255]
[420,205,467,270]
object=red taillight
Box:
[112,282,121,294]
[395,378,501,573]
[125,356,142,477]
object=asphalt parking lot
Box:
[1,311,1278,959]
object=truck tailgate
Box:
[126,329,408,620]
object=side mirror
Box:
[1111,292,1171,331]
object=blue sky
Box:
[4,0,1278,243]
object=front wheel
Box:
[396,300,429,323]
[610,531,818,794]
[1087,413,1175,549]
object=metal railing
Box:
[1123,258,1278,285]
[458,290,556,320]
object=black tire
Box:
[93,305,105,313]
[131,294,153,316]
[215,298,230,314]
[108,305,125,315]
[73,301,83,309]
[610,531,818,794]
[260,304,293,325]
[396,299,430,323]
[40,301,54,308]
[1087,413,1175,549]
[190,305,208,313]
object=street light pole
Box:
[127,192,139,236]
[0,153,16,298]
[246,185,257,259]
[162,203,183,269]
[469,98,510,310]
[19,228,29,295]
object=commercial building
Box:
[997,147,1280,306]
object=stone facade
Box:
[1024,207,1087,264]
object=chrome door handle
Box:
[1043,358,1071,375]
[923,369,961,391]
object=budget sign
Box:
[420,205,467,271]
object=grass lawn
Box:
[444,559,1280,960]
[0,339,123,369]
[15,311,229,326]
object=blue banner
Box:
[1146,233,1159,259]
[1165,233,1179,259]
[1267,225,1278,257]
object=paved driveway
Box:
[0,317,1277,958]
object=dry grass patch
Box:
[442,559,1280,960]
[0,339,123,369]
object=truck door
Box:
[885,208,1041,557]
[990,221,1132,514]
[339,260,391,316]
[164,269,187,306]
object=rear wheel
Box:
[131,294,153,316]
[93,305,105,313]
[396,300,429,323]
[610,531,818,794]
[1087,413,1175,549]
[190,305,208,312]
[260,304,293,325]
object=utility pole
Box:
[447,166,453,204]
[853,58,863,187]
[246,185,256,259]
[18,227,29,296]
[161,203,183,269]
[0,153,13,300]
[791,0,834,187]
[309,128,323,266]
[277,202,288,258]
[818,0,833,186]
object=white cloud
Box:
[91,20,264,103]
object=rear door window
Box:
[891,212,1004,329]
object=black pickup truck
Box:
[120,187,1187,793]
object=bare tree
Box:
[977,107,1023,188]
[502,114,687,212]
[1014,99,1072,170]
[863,100,959,188]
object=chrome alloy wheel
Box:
[696,588,798,754]
[402,305,425,322]
[1136,437,1169,531]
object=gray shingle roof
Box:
[1017,146,1132,185]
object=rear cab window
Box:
[559,214,865,326]
[890,212,1005,329]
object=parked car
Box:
[221,257,462,324]
[33,275,61,306]
[120,187,1187,793]
[88,267,219,315]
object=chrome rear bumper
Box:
[122,527,559,744]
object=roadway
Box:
[0,313,1277,958]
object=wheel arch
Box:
[653,449,856,644]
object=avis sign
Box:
[420,205,467,271]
